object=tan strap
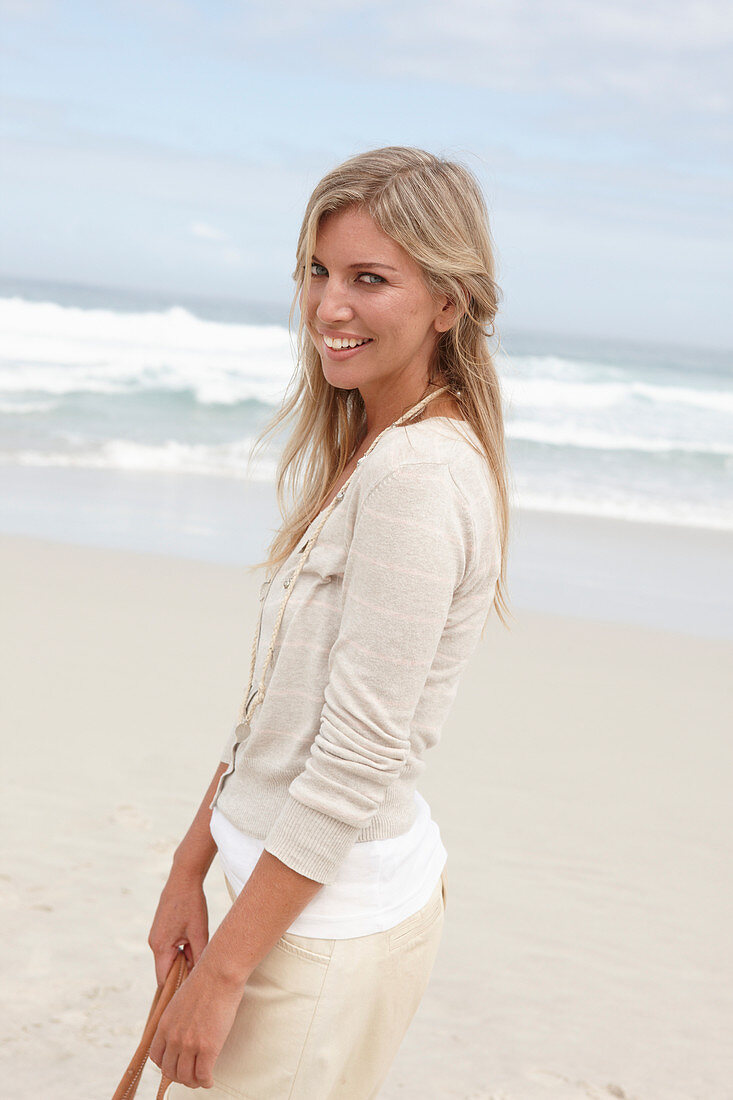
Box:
[112,948,190,1100]
[236,384,451,729]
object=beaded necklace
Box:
[235,383,451,727]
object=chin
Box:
[322,370,361,391]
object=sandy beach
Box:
[1,529,732,1099]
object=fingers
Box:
[154,946,179,988]
[150,1037,214,1090]
[147,880,207,982]
[194,1052,215,1089]
[149,922,208,980]
[175,1050,197,1088]
[160,1043,180,1088]
[148,924,181,987]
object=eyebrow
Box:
[311,256,399,272]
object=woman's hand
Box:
[147,847,325,1088]
[148,867,210,986]
[148,956,247,1089]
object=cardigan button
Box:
[336,489,345,501]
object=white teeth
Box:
[324,335,369,349]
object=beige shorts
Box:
[167,866,447,1100]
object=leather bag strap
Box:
[112,947,190,1100]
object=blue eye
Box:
[310,262,327,276]
[358,272,385,285]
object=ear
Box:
[433,295,460,333]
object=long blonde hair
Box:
[246,145,513,629]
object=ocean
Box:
[2,276,731,533]
[1,276,732,639]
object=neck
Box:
[360,378,447,439]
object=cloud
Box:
[378,0,733,119]
[144,0,732,119]
[0,0,53,16]
[109,0,730,159]
[1,0,730,344]
[189,220,243,262]
[190,221,226,241]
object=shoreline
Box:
[1,464,732,640]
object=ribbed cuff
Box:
[263,796,361,885]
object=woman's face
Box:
[303,206,453,400]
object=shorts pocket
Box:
[211,931,332,1095]
[274,933,334,965]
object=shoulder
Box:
[357,419,492,504]
[349,419,501,582]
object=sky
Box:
[1,0,731,349]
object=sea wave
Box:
[507,420,733,457]
[0,297,293,404]
[2,292,731,534]
[2,296,731,417]
[3,438,730,531]
[505,372,733,415]
[515,489,733,531]
[0,439,277,481]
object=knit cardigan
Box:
[209,417,502,885]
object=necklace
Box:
[236,384,451,726]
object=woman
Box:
[148,145,511,1098]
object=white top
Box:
[210,789,447,938]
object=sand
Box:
[1,532,731,1099]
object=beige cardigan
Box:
[209,417,502,884]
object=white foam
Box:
[507,419,733,456]
[0,297,294,405]
[0,439,278,481]
[3,440,730,530]
[504,370,733,415]
[516,488,733,531]
[0,399,59,414]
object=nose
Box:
[315,276,353,325]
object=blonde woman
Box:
[148,145,511,1099]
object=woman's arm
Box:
[170,760,229,883]
[149,764,326,1089]
[198,847,325,982]
[149,762,230,989]
[170,760,326,979]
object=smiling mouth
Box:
[320,334,374,360]
[322,335,373,350]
